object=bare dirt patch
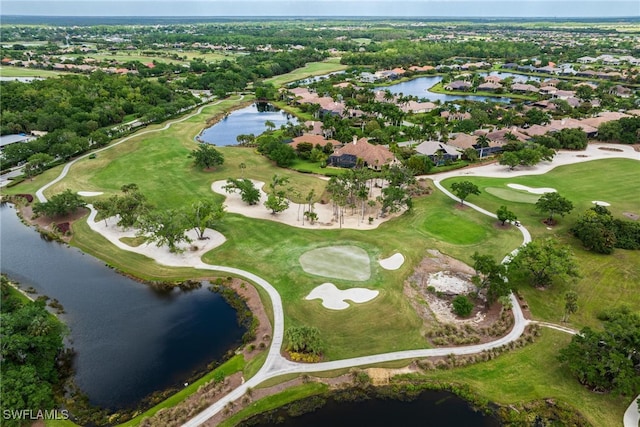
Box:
[405,250,511,345]
[17,204,89,243]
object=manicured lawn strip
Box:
[441,159,640,329]
[218,382,328,427]
[265,58,348,87]
[289,158,346,177]
[426,329,625,427]
[0,66,70,77]
[118,355,245,427]
[45,420,79,427]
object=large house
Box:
[413,140,461,164]
[328,137,398,170]
[290,133,341,150]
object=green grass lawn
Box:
[0,66,70,78]
[442,158,640,329]
[265,58,348,87]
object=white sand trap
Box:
[428,271,476,294]
[507,184,556,194]
[300,245,371,281]
[211,179,402,230]
[592,200,611,206]
[78,191,104,197]
[86,205,226,267]
[379,253,405,270]
[305,283,379,310]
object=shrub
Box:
[452,295,474,317]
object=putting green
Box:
[299,245,371,281]
[485,187,541,204]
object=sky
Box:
[1,0,639,18]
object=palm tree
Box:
[264,120,276,132]
[476,134,490,158]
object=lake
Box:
[198,102,298,146]
[377,70,542,104]
[0,204,245,410]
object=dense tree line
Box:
[341,40,542,68]
[1,277,68,427]
[597,117,640,144]
[0,72,198,168]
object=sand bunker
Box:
[427,271,476,294]
[592,200,611,206]
[299,245,371,281]
[78,191,104,197]
[211,179,401,230]
[305,283,379,310]
[507,183,556,194]
[86,205,225,267]
[379,253,405,270]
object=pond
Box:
[246,389,500,426]
[377,75,510,104]
[0,204,245,411]
[198,102,298,146]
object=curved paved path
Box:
[35,97,243,203]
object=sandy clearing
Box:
[78,191,104,197]
[305,283,379,310]
[507,183,556,194]
[299,245,371,281]
[211,180,401,230]
[379,253,405,270]
[86,205,225,267]
[427,271,477,294]
[592,200,611,206]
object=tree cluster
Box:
[572,205,640,254]
[597,117,640,144]
[508,238,579,288]
[1,278,67,425]
[559,306,640,396]
[499,141,556,170]
[33,189,86,218]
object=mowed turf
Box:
[442,158,640,330]
[265,58,348,86]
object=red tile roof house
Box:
[483,75,503,84]
[290,133,341,150]
[328,137,399,170]
[400,101,437,114]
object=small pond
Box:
[198,102,298,146]
[0,204,245,410]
